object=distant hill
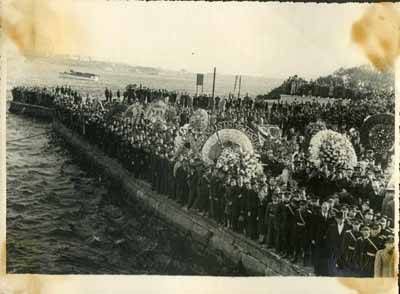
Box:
[7,55,282,98]
[260,65,394,100]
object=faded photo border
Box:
[0,1,399,294]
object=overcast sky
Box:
[6,1,379,79]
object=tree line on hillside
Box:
[257,65,394,101]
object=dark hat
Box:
[335,211,344,219]
[360,225,370,231]
[379,216,388,222]
[371,223,381,230]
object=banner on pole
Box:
[196,73,204,86]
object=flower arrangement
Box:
[189,108,209,132]
[201,129,254,165]
[368,124,394,153]
[215,148,264,187]
[360,113,394,153]
[309,130,357,174]
[260,135,297,174]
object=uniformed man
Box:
[209,168,220,221]
[192,166,210,215]
[341,219,362,276]
[292,199,312,264]
[245,181,259,240]
[282,193,297,258]
[363,209,374,226]
[264,193,279,248]
[175,157,189,206]
[224,179,236,229]
[233,176,247,234]
[187,163,200,209]
[257,182,269,244]
[358,225,379,277]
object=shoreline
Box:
[51,119,312,276]
[8,101,313,276]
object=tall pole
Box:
[212,67,216,111]
[237,75,242,99]
[233,75,238,94]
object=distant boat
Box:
[59,69,99,81]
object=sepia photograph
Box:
[2,0,398,280]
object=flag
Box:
[196,73,204,86]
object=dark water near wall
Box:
[6,113,242,275]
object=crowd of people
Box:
[11,85,396,277]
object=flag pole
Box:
[212,67,216,111]
[233,75,238,95]
[237,75,242,99]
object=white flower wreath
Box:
[309,130,357,171]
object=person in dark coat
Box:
[359,223,382,277]
[209,169,220,221]
[275,191,290,254]
[224,179,236,229]
[192,168,210,215]
[283,196,298,259]
[257,182,269,243]
[356,225,375,277]
[264,193,279,248]
[326,211,351,276]
[187,165,200,209]
[341,219,362,276]
[175,160,189,206]
[166,153,176,198]
[311,201,334,276]
[232,177,246,234]
[292,199,312,264]
[245,182,259,240]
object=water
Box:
[6,112,243,275]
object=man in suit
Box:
[326,211,350,276]
[311,201,333,276]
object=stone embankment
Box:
[52,119,312,276]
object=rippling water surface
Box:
[6,113,242,275]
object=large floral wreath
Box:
[309,130,357,174]
[215,148,264,186]
[360,113,394,154]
